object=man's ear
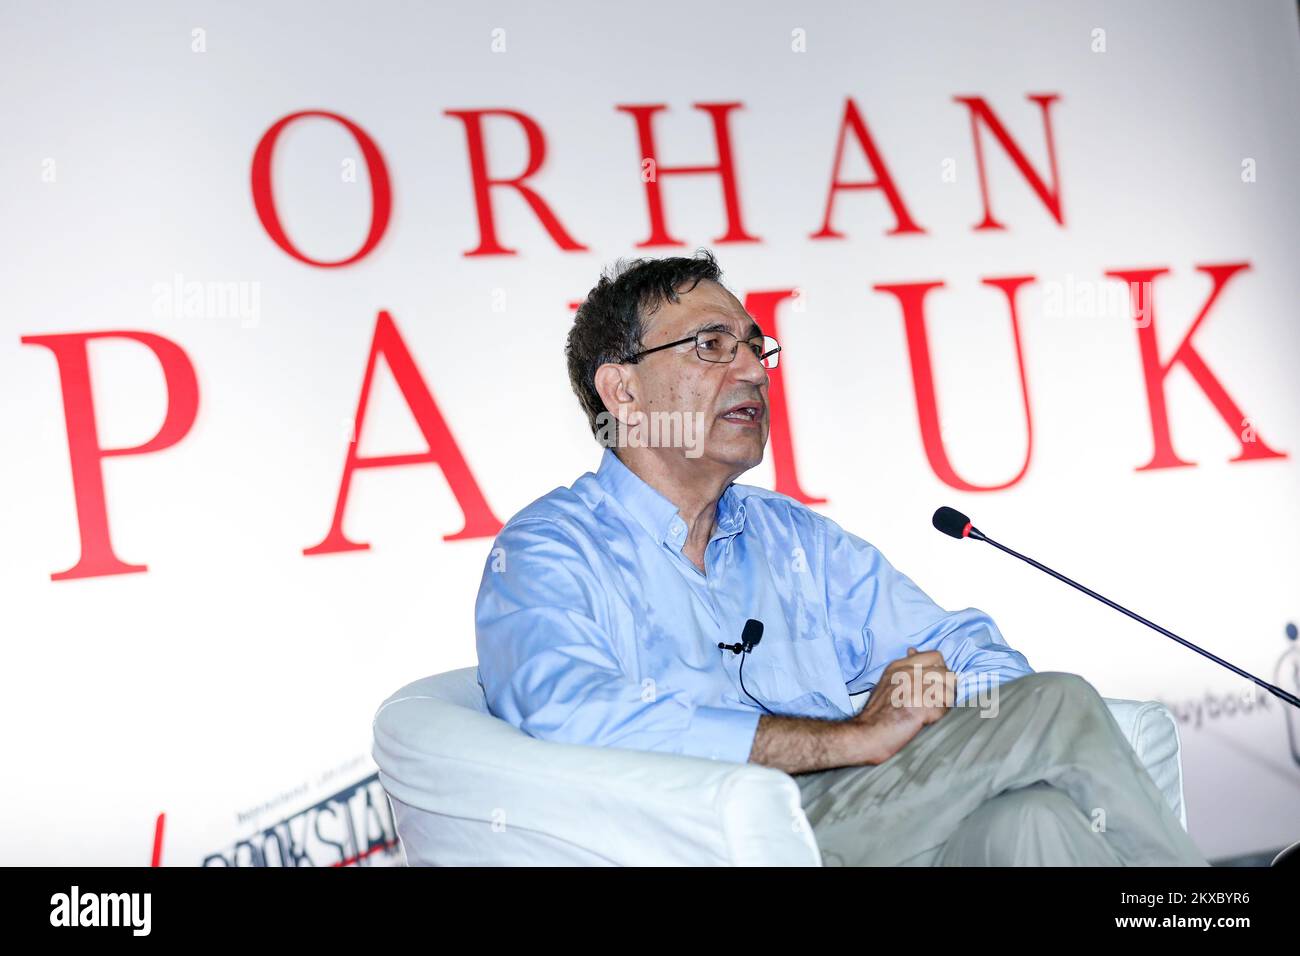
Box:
[593,362,638,422]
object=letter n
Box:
[953,94,1064,231]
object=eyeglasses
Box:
[624,329,782,369]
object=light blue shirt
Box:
[474,447,1034,764]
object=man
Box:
[474,250,1207,866]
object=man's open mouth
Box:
[720,402,763,425]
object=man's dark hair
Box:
[566,248,723,445]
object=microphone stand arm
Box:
[971,527,1300,710]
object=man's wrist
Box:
[829,716,881,767]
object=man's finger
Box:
[898,649,944,666]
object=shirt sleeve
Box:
[820,514,1034,704]
[474,518,760,763]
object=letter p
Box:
[22,331,199,580]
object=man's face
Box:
[621,279,770,476]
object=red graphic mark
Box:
[332,838,400,867]
[151,812,166,867]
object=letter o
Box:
[250,110,392,267]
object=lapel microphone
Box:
[718,618,764,655]
[719,619,773,715]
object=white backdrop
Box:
[2,0,1298,864]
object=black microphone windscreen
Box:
[933,506,972,539]
[742,618,764,646]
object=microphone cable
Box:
[719,618,775,714]
[737,646,775,715]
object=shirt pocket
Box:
[741,655,840,719]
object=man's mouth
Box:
[719,402,763,426]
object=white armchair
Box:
[371,666,1187,866]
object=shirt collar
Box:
[594,447,748,548]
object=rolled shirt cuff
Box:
[953,668,1028,708]
[682,705,762,763]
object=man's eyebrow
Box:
[693,317,764,339]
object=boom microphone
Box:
[931,506,1300,710]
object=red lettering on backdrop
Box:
[443,108,589,256]
[1105,263,1288,471]
[21,332,200,580]
[953,94,1063,230]
[616,103,760,247]
[251,110,392,267]
[811,99,925,239]
[744,290,827,505]
[304,311,502,556]
[874,277,1037,492]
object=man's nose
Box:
[730,344,768,384]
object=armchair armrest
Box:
[1101,697,1187,830]
[373,687,821,866]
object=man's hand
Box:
[852,647,956,764]
[747,647,958,774]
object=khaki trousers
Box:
[792,671,1208,866]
